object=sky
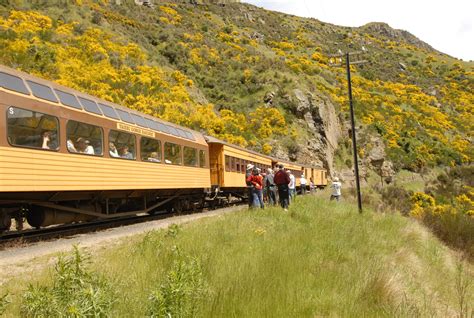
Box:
[243,0,474,61]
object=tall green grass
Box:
[1,195,472,317]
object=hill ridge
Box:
[0,1,472,175]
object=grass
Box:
[1,195,472,317]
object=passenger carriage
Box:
[206,135,272,199]
[0,65,210,230]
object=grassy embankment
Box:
[1,195,472,317]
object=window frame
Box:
[199,150,206,168]
[164,142,183,165]
[108,129,137,161]
[0,72,30,95]
[55,89,83,110]
[66,120,104,157]
[225,155,231,172]
[183,146,198,167]
[6,106,60,152]
[78,97,102,116]
[26,80,58,103]
[140,137,162,164]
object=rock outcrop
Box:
[292,89,342,173]
[360,22,438,53]
[364,136,395,183]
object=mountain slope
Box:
[0,1,472,173]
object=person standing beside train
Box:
[264,168,277,205]
[330,177,342,202]
[248,168,264,209]
[274,164,290,211]
[300,174,307,195]
[288,170,296,203]
[245,163,254,208]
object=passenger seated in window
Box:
[41,130,58,150]
[148,152,161,162]
[67,139,77,152]
[120,146,133,159]
[109,142,119,157]
[76,137,94,155]
[84,140,94,155]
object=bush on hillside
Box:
[407,166,474,259]
[380,185,413,216]
[421,208,474,260]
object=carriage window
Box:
[116,109,135,124]
[7,107,59,150]
[158,123,170,134]
[98,103,120,120]
[109,130,136,160]
[78,97,102,115]
[26,80,58,103]
[231,157,236,172]
[236,158,241,173]
[145,118,157,131]
[225,155,230,172]
[240,160,245,173]
[177,129,188,139]
[66,120,103,156]
[183,147,198,167]
[185,131,195,140]
[164,142,182,165]
[131,114,147,128]
[55,89,82,109]
[141,137,161,163]
[199,150,206,168]
[167,126,180,137]
[0,72,30,95]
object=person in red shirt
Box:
[246,168,264,209]
[273,164,290,210]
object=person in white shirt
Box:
[76,138,94,155]
[330,177,342,202]
[67,139,77,152]
[300,174,307,195]
[287,170,296,203]
[84,140,95,155]
[109,142,119,157]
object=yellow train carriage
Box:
[312,167,328,188]
[0,65,210,229]
[206,136,272,192]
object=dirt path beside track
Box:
[0,206,244,286]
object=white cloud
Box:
[243,0,474,61]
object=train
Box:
[0,65,327,232]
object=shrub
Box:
[21,246,115,317]
[380,185,413,215]
[0,293,9,315]
[421,208,474,260]
[147,248,208,317]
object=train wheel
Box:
[26,206,46,229]
[173,200,183,214]
[0,213,12,233]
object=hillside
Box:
[0,0,472,174]
[1,196,472,316]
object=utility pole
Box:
[329,50,367,213]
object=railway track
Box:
[0,202,243,248]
